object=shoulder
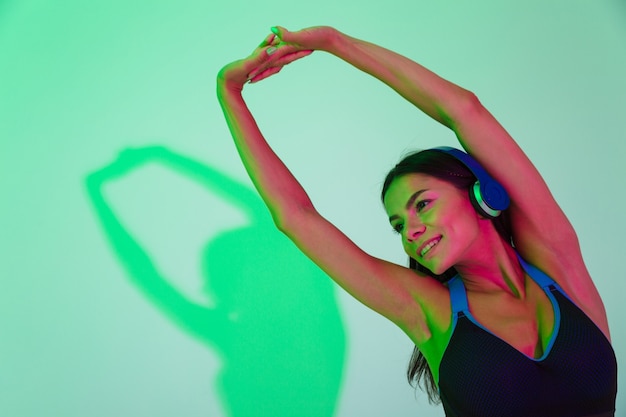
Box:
[397,272,454,347]
[282,209,454,341]
[518,241,611,340]
[392,268,453,342]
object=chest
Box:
[466,284,555,358]
[416,278,555,384]
[437,288,618,417]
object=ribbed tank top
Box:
[438,255,617,417]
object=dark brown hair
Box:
[381,149,512,403]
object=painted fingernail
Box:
[271,26,279,35]
[266,46,277,55]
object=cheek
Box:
[437,203,482,246]
[450,210,482,242]
[401,239,412,256]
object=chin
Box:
[427,257,455,277]
[429,264,447,276]
[415,258,443,276]
[412,255,452,278]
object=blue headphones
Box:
[430,146,510,218]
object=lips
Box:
[418,236,442,258]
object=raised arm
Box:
[258,26,608,333]
[217,35,314,228]
[216,35,449,335]
[269,27,588,274]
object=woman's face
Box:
[383,173,484,275]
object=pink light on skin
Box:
[383,173,485,276]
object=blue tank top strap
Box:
[449,254,560,313]
[515,252,556,289]
[447,275,469,315]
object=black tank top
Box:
[438,255,617,417]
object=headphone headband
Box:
[430,146,510,218]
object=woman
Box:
[216,26,617,416]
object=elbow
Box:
[454,91,486,122]
[272,210,292,234]
[442,90,485,128]
[271,201,317,236]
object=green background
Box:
[2,1,625,416]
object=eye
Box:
[416,199,431,212]
[392,223,404,234]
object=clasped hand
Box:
[217,26,335,91]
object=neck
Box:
[453,223,526,298]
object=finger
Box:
[248,66,282,84]
[247,58,275,81]
[271,26,293,42]
[261,33,276,46]
[256,49,312,76]
[273,26,300,44]
[254,33,277,52]
[273,49,313,66]
[270,26,283,39]
[247,44,282,79]
[246,63,266,82]
[247,47,312,80]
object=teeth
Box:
[420,238,441,257]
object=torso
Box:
[414,251,610,385]
[416,272,555,385]
[414,256,617,417]
[465,275,554,358]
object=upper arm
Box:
[449,93,578,259]
[277,206,449,337]
[447,95,612,330]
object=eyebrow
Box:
[388,189,428,222]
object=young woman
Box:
[216,26,617,416]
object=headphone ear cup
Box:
[430,146,510,217]
[480,179,509,214]
[470,181,501,218]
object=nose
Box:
[405,219,425,243]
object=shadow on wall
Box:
[85,146,346,417]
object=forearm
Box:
[216,83,314,226]
[325,30,474,128]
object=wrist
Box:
[325,29,357,59]
[323,27,345,54]
[216,76,245,98]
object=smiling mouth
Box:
[419,237,442,258]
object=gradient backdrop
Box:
[2,1,625,416]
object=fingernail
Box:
[271,26,279,35]
[266,46,277,55]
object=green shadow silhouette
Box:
[86,146,346,417]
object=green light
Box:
[86,146,346,416]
